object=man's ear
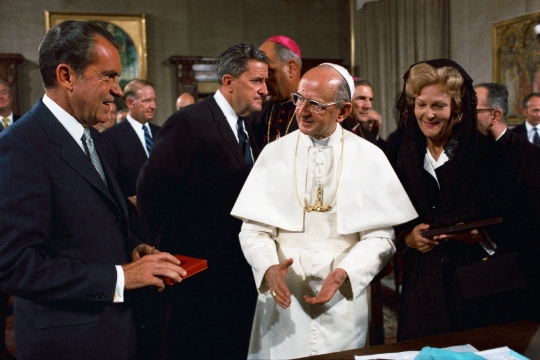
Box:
[126,97,134,109]
[492,109,503,125]
[287,60,299,79]
[56,64,75,91]
[336,103,353,123]
[221,74,234,93]
[521,107,527,116]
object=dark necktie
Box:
[81,127,107,184]
[237,118,253,167]
[142,124,153,155]
[533,128,540,149]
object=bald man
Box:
[176,92,195,110]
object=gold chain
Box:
[266,103,296,145]
[294,127,344,212]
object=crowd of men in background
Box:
[1,20,540,360]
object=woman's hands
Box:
[404,223,439,253]
[405,224,483,253]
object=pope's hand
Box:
[264,258,293,309]
[304,268,348,305]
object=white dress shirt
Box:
[126,114,152,157]
[42,94,125,302]
[525,122,540,144]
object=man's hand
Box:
[264,258,293,309]
[304,268,348,305]
[405,223,439,253]
[127,195,137,208]
[122,252,187,292]
[131,244,160,261]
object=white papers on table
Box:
[354,345,529,360]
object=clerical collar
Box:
[495,127,507,141]
[310,136,331,147]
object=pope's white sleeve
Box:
[336,226,396,299]
[239,220,279,294]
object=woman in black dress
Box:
[394,59,522,340]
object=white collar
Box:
[214,89,242,141]
[495,127,507,141]
[126,114,151,133]
[525,121,540,133]
[42,94,85,148]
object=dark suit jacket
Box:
[512,123,528,142]
[137,95,259,359]
[102,120,161,242]
[0,100,137,359]
[482,130,540,322]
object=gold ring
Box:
[272,290,277,297]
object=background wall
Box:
[450,0,540,84]
[3,0,539,129]
[0,0,349,125]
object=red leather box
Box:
[164,255,208,285]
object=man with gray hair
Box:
[232,63,417,358]
[0,80,20,132]
[250,35,302,149]
[137,43,268,359]
[103,79,160,243]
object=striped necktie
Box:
[81,127,107,184]
[2,118,8,129]
[142,124,153,155]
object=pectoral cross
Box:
[305,184,332,212]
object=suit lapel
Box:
[120,120,148,159]
[206,96,248,169]
[36,101,120,209]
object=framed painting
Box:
[45,11,147,86]
[493,10,540,125]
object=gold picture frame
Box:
[493,10,540,125]
[45,11,147,81]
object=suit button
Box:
[115,217,120,224]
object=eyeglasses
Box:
[291,93,337,114]
[474,108,496,114]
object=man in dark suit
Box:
[0,21,185,359]
[137,43,268,359]
[0,80,20,132]
[476,83,540,323]
[103,79,160,242]
[102,79,161,358]
[512,92,540,148]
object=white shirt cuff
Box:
[113,265,125,303]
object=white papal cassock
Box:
[231,124,417,359]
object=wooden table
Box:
[297,321,540,359]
